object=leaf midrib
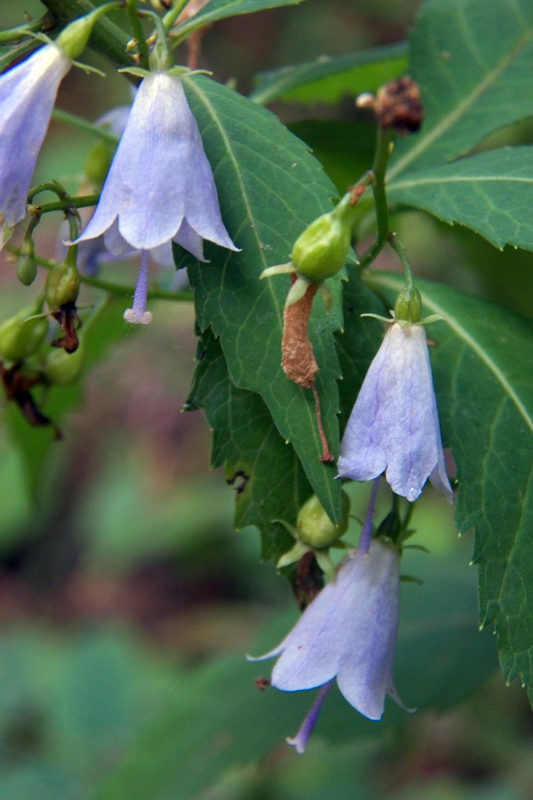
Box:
[388,28,533,181]
[369,273,533,435]
[390,174,533,189]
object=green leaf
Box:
[367,272,533,697]
[4,295,131,502]
[182,74,343,522]
[186,328,312,562]
[288,121,376,194]
[173,0,309,39]
[388,146,533,251]
[90,542,497,800]
[388,0,533,181]
[250,43,408,106]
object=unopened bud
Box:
[291,195,358,281]
[16,238,37,286]
[45,338,85,385]
[297,491,351,549]
[394,285,422,323]
[85,139,114,187]
[45,262,80,310]
[0,297,47,364]
[55,4,117,60]
[375,77,424,134]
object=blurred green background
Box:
[1,1,533,799]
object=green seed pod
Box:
[16,237,37,286]
[45,262,81,310]
[394,284,422,324]
[290,193,359,281]
[297,491,351,549]
[85,139,114,187]
[45,339,85,386]
[0,297,48,364]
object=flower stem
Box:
[357,476,380,556]
[162,0,190,33]
[4,246,194,303]
[357,126,394,271]
[388,232,416,292]
[0,16,50,43]
[126,0,150,69]
[28,194,100,215]
[52,108,120,144]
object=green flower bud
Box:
[394,285,422,324]
[16,238,37,286]
[45,339,85,386]
[85,139,114,187]
[290,194,358,281]
[55,4,118,60]
[45,262,80,310]
[297,491,351,549]
[0,297,47,364]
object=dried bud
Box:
[297,491,351,549]
[0,297,47,364]
[374,77,424,134]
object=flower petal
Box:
[0,45,70,227]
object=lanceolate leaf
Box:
[388,0,533,181]
[367,272,533,697]
[186,329,312,562]
[388,146,533,251]
[250,43,407,106]
[182,74,343,522]
[172,0,309,38]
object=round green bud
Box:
[85,139,114,187]
[45,262,81,310]
[16,238,37,286]
[0,299,48,363]
[394,285,422,323]
[291,212,351,281]
[297,491,351,549]
[45,340,85,386]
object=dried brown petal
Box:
[375,77,424,134]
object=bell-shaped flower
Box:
[337,321,454,503]
[0,43,71,229]
[75,71,238,262]
[250,538,404,721]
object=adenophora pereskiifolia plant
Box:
[75,57,238,324]
[0,5,119,236]
[250,479,409,753]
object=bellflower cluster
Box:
[337,320,454,503]
[0,43,71,230]
[75,71,238,322]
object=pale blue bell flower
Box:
[0,43,70,229]
[337,321,454,503]
[249,538,404,722]
[75,72,238,260]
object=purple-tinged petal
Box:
[95,105,131,138]
[336,541,400,720]
[429,441,454,504]
[174,218,206,262]
[338,322,452,502]
[0,44,70,228]
[77,73,238,255]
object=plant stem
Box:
[126,0,150,68]
[5,246,194,303]
[357,126,393,270]
[52,108,120,144]
[28,194,100,215]
[388,232,415,291]
[162,0,190,33]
